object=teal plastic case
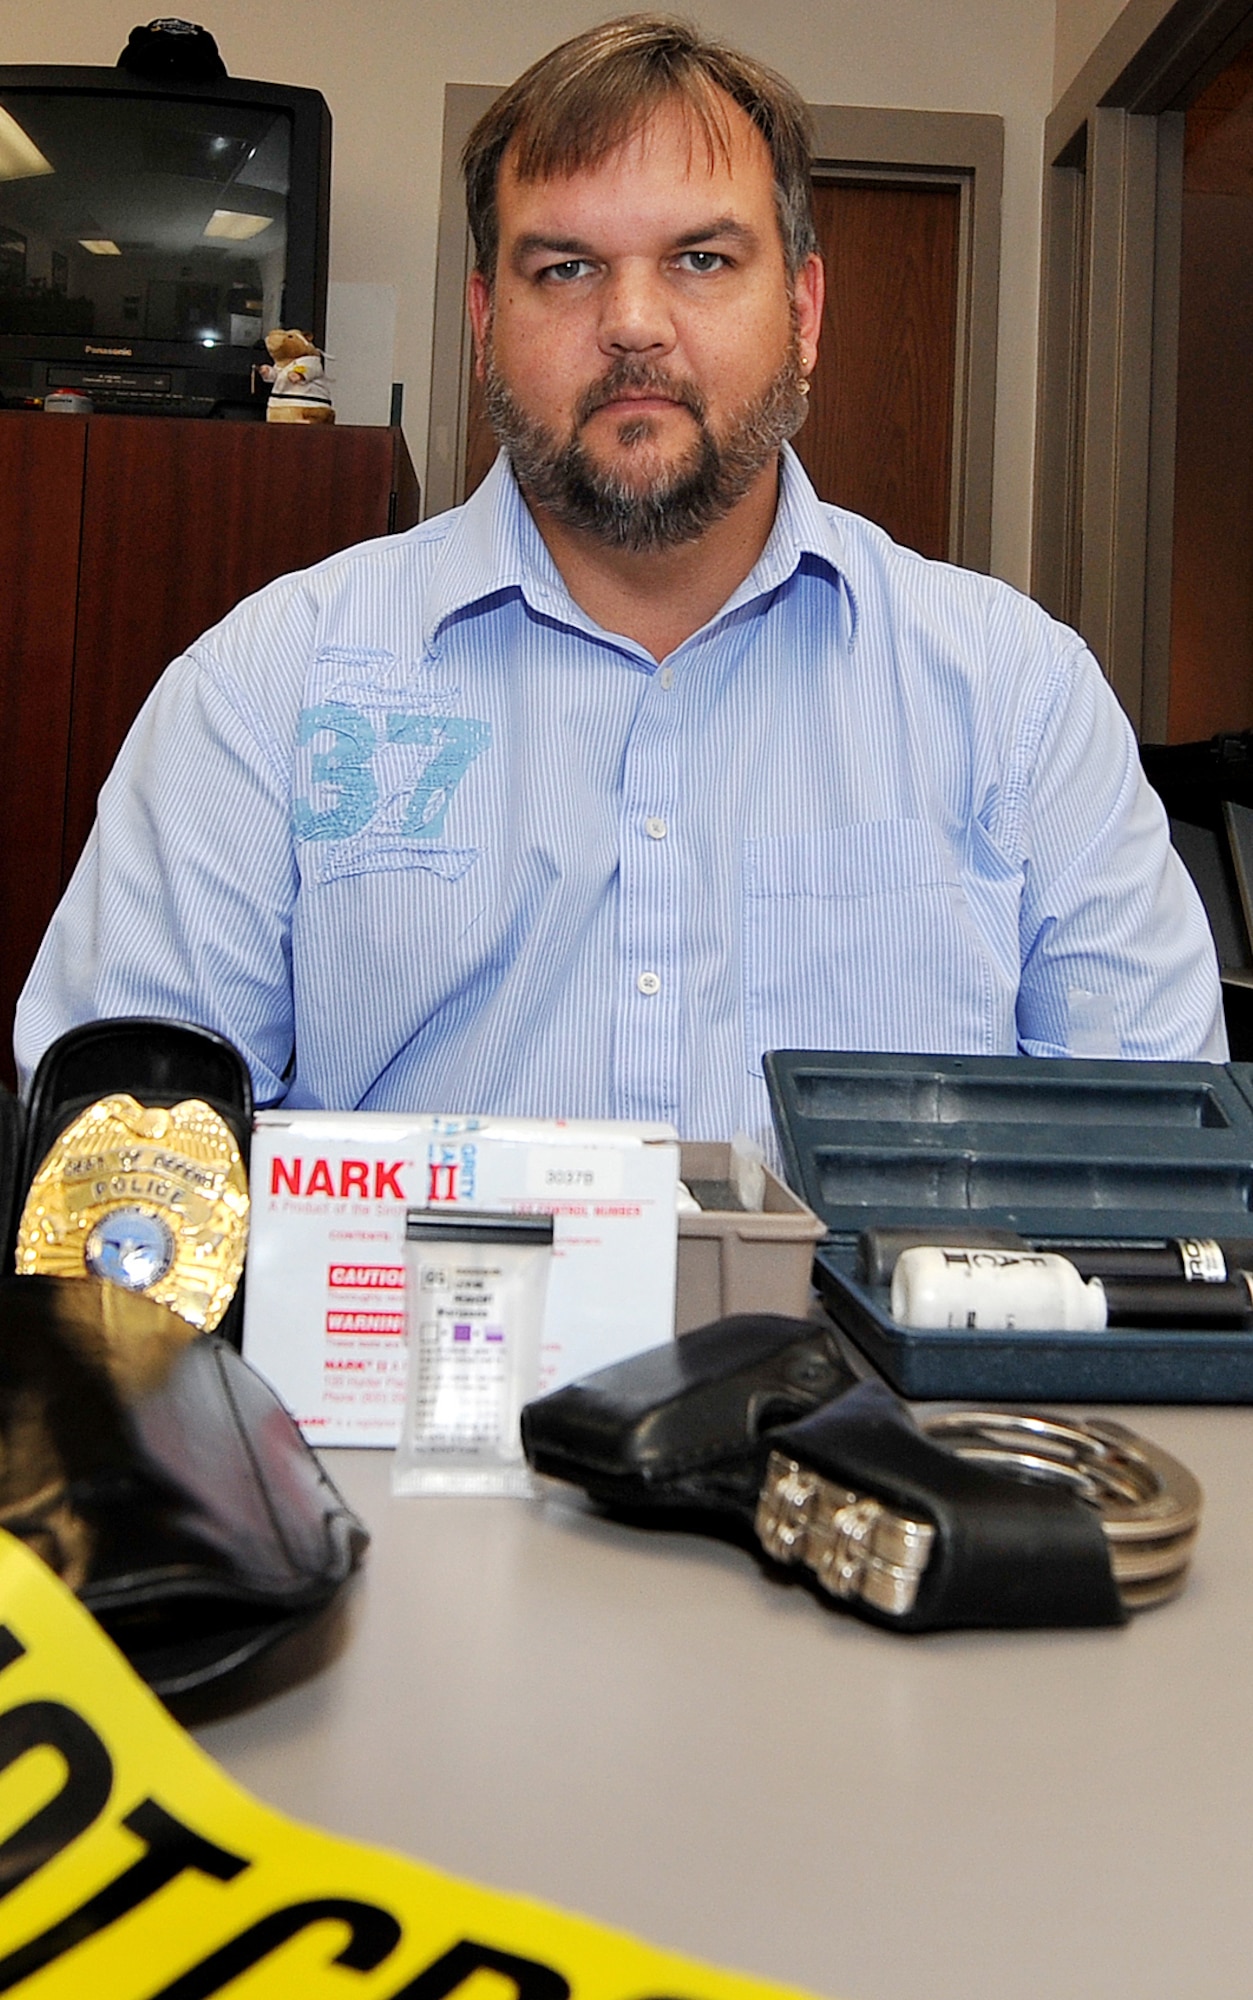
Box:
[765,1050,1253,1401]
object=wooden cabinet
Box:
[0,413,419,1088]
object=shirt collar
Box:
[419,441,858,654]
[715,444,858,640]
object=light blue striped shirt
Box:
[17,447,1225,1141]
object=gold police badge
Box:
[15,1095,249,1334]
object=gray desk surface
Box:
[195,1409,1253,2000]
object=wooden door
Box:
[459,177,961,562]
[1168,44,1253,742]
[0,414,85,1091]
[797,178,960,560]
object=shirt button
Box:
[637,971,661,995]
[658,666,674,689]
[645,816,668,840]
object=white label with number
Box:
[524,1146,624,1199]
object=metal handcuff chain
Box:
[921,1410,1203,1610]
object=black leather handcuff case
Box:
[767,1382,1123,1629]
[523,1318,1126,1631]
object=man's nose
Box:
[597,263,675,355]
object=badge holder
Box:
[17,1017,254,1349]
[1,1019,368,1695]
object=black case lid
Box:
[765,1049,1253,1244]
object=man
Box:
[16,15,1224,1142]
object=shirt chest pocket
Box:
[741,819,1003,1075]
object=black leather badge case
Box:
[19,1016,254,1350]
[0,1018,367,1696]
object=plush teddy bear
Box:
[259,328,334,424]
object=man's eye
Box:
[540,259,595,283]
[676,250,726,273]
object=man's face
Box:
[467,92,823,551]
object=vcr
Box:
[2,360,265,419]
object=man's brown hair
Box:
[462,14,817,280]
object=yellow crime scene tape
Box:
[0,1529,827,1999]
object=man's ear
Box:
[466,267,492,381]
[793,251,825,376]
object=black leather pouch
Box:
[522,1312,856,1526]
[0,1275,366,1695]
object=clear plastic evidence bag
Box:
[393,1208,555,1496]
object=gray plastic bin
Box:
[675,1140,825,1333]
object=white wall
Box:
[1053,0,1131,100]
[0,1,1056,588]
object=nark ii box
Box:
[242,1112,679,1446]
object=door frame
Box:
[424,87,1003,571]
[1033,0,1253,736]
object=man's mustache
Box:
[574,361,707,428]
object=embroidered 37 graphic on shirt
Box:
[293,700,491,866]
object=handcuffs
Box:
[522,1314,1202,1632]
[758,1408,1201,1620]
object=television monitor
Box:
[0,65,331,417]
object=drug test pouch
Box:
[0,1275,367,1695]
[522,1317,1124,1631]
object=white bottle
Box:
[889,1247,1107,1332]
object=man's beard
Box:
[482,333,808,553]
